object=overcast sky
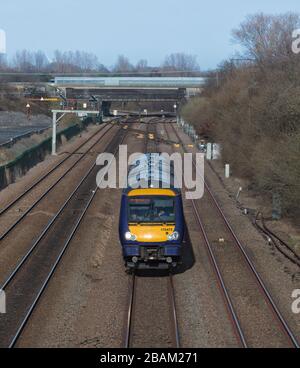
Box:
[1,0,300,70]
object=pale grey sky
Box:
[1,0,300,69]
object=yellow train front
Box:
[119,155,185,270]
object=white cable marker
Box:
[0,289,6,314]
[225,164,230,178]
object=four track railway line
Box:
[0,116,298,348]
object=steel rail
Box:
[163,123,247,347]
[124,119,179,349]
[0,121,114,217]
[6,129,126,348]
[255,213,300,268]
[168,273,180,348]
[124,273,136,348]
[0,123,116,241]
[190,199,248,347]
[170,122,299,348]
[123,115,149,348]
[124,273,180,349]
[0,126,123,291]
[202,173,299,348]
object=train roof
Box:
[123,153,181,195]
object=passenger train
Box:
[119,154,185,270]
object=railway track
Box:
[0,122,128,348]
[167,122,299,348]
[0,121,119,242]
[0,120,119,218]
[123,119,180,348]
[254,212,300,268]
[124,272,180,348]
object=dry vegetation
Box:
[182,12,300,218]
[0,113,80,165]
[0,84,51,115]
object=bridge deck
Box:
[54,77,206,89]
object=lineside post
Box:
[206,143,212,160]
[225,164,230,178]
[52,111,57,155]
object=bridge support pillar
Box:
[102,101,112,116]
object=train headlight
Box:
[167,231,179,241]
[125,232,137,241]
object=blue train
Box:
[119,154,185,270]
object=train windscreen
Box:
[128,196,175,223]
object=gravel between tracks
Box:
[15,123,144,347]
[0,124,103,208]
[159,122,238,347]
[173,123,300,344]
[5,120,299,347]
[0,124,118,285]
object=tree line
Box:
[182,12,300,218]
[0,51,200,74]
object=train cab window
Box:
[152,198,175,222]
[128,196,175,223]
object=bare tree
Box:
[12,50,35,72]
[0,54,7,70]
[71,50,99,71]
[51,50,66,72]
[232,12,300,68]
[33,50,49,71]
[51,50,101,72]
[136,59,148,72]
[113,55,134,73]
[97,63,109,72]
[162,53,200,72]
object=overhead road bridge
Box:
[53,77,205,102]
[54,77,206,88]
